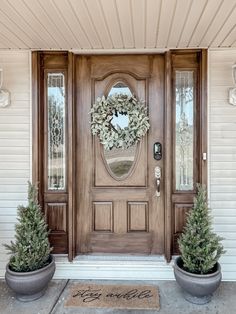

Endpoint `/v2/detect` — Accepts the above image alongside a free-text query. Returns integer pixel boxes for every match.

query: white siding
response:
[209,49,236,281]
[0,51,30,276]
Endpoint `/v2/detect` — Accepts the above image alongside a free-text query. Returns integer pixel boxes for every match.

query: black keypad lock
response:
[153,142,162,160]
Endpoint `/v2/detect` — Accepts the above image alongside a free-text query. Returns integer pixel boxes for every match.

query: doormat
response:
[65,283,160,310]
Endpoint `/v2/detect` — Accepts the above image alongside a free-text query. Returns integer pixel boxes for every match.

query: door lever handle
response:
[156,178,161,196]
[155,166,161,197]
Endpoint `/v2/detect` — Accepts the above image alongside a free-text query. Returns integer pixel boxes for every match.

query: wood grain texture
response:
[174,204,192,233]
[32,52,69,254]
[90,55,152,79]
[170,50,208,256]
[93,202,113,232]
[164,51,172,262]
[67,52,76,260]
[147,55,165,254]
[32,50,207,259]
[75,56,93,253]
[128,202,148,232]
[94,73,147,187]
[200,49,208,187]
[48,232,68,254]
[45,203,67,232]
[76,54,165,254]
[90,233,152,254]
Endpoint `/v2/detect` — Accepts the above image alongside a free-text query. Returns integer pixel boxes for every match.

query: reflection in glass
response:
[104,144,137,178]
[104,82,136,178]
[47,73,66,190]
[175,71,194,191]
[108,82,132,97]
[108,82,132,130]
[111,113,129,129]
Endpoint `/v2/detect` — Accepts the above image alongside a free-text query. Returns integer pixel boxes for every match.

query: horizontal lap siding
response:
[0,52,30,275]
[209,50,236,280]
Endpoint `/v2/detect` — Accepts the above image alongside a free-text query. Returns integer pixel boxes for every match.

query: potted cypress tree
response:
[173,184,225,304]
[4,182,55,302]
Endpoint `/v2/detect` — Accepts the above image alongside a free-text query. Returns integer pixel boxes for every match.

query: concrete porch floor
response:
[0,279,235,314]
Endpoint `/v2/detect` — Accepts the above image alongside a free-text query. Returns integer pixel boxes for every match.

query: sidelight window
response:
[174,71,195,191]
[47,73,66,190]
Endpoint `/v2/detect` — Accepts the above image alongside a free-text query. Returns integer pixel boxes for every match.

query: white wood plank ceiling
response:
[0,0,235,51]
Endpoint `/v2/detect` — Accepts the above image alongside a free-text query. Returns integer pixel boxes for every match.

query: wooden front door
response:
[76,55,165,254]
[33,50,207,260]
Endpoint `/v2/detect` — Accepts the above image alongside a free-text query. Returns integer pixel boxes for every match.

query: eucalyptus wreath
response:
[90,93,150,150]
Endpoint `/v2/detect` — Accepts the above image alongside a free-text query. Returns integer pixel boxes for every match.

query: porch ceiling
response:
[0,0,236,51]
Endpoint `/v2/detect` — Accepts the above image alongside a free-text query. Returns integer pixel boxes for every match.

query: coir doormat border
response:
[64,283,160,310]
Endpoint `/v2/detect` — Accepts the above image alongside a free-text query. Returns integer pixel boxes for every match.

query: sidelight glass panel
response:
[175,71,194,191]
[47,73,66,190]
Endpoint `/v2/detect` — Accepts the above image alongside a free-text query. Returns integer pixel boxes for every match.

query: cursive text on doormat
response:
[65,284,160,310]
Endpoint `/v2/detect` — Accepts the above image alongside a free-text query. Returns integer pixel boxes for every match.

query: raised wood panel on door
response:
[45,203,68,254]
[128,202,148,232]
[172,203,192,255]
[93,202,113,232]
[76,55,165,255]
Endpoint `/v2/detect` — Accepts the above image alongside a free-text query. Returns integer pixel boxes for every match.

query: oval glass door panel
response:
[104,144,137,178]
[104,82,137,179]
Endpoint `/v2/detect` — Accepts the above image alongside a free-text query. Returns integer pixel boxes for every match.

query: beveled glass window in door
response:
[47,73,66,190]
[103,82,137,179]
[175,71,194,191]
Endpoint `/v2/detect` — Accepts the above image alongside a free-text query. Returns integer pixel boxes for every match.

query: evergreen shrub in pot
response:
[4,182,55,302]
[173,184,225,304]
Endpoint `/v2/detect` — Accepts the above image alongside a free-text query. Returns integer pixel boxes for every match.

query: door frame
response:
[164,50,208,261]
[32,50,207,262]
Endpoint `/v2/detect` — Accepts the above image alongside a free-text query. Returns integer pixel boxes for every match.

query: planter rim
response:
[6,254,55,276]
[174,256,221,278]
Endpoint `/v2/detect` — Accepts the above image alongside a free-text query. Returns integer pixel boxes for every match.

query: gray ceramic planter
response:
[174,257,222,304]
[5,255,55,302]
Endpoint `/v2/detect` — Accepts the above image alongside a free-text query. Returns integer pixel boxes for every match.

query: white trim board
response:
[54,255,175,280]
[53,255,235,281]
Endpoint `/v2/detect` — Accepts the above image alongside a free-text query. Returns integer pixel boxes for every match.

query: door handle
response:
[155,166,161,197]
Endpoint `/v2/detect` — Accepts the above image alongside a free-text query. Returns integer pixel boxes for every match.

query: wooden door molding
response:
[75,54,165,255]
[164,50,208,260]
[67,52,76,260]
[32,51,75,259]
[199,50,208,186]
[164,51,172,262]
[32,50,207,262]
[90,55,153,80]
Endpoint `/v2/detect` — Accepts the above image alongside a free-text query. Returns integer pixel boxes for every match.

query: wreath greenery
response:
[90,93,150,150]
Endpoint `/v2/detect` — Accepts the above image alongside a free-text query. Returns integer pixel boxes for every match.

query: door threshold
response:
[54,254,176,263]
[54,254,175,280]
[73,254,167,262]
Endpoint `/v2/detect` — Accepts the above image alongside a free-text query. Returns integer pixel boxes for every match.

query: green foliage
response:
[4,182,52,272]
[178,184,225,274]
[90,93,150,150]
